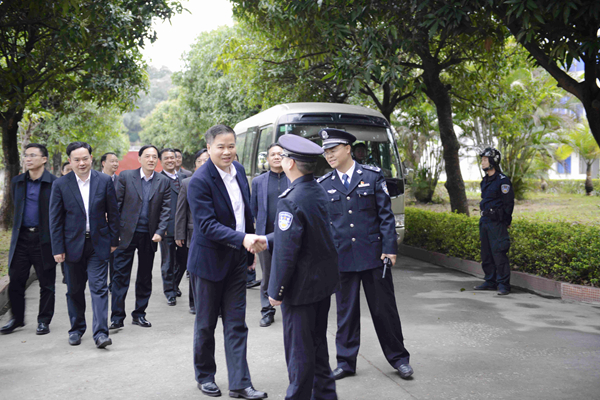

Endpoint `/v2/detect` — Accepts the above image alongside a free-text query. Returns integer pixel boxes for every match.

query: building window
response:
[557,156,571,174]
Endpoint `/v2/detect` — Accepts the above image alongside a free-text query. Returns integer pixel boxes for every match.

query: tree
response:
[558,121,600,195]
[492,0,600,147]
[0,0,182,229]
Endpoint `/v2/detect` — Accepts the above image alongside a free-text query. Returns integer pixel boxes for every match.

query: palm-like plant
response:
[558,121,600,195]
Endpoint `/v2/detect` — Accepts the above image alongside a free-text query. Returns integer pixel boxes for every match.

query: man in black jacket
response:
[110,145,171,329]
[2,144,57,335]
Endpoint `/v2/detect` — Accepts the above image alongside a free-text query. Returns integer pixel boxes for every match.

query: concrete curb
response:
[398,244,600,304]
[0,267,37,316]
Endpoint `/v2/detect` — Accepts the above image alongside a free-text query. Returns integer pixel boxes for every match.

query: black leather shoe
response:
[229,386,267,399]
[167,297,177,306]
[109,321,124,330]
[132,317,152,328]
[259,314,274,327]
[246,280,261,289]
[189,307,196,314]
[0,319,25,334]
[397,364,414,379]
[36,322,50,335]
[68,333,81,346]
[95,334,112,349]
[474,283,497,291]
[332,367,355,380]
[198,382,221,397]
[497,288,511,296]
[176,289,182,297]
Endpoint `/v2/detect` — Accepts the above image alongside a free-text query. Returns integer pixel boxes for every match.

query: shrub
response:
[404,208,600,287]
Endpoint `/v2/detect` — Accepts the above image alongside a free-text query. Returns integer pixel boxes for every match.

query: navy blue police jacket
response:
[266,174,339,306]
[480,170,515,225]
[318,163,397,272]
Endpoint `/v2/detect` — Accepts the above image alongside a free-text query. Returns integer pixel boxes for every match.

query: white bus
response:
[233,102,406,244]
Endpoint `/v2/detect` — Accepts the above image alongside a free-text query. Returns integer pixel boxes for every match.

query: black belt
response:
[480,208,497,217]
[23,226,39,233]
[85,232,91,239]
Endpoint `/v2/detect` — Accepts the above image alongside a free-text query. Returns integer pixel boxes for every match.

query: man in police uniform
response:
[261,134,340,400]
[318,128,413,380]
[475,148,514,296]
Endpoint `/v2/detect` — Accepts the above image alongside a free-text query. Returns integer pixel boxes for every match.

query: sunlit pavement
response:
[1,254,599,400]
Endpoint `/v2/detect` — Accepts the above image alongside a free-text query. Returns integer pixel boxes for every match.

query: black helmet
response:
[479,147,501,170]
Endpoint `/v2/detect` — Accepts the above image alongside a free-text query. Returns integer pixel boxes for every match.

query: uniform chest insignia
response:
[382,181,390,196]
[327,189,337,194]
[501,184,510,194]
[358,182,370,187]
[278,211,293,231]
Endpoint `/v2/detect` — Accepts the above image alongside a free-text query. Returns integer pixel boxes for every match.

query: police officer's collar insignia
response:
[278,211,293,231]
[500,174,506,179]
[382,181,390,196]
[501,184,510,194]
[279,187,293,198]
[327,189,337,194]
[357,169,363,175]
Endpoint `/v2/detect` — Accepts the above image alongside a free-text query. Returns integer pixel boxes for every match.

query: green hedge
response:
[459,179,600,195]
[404,207,600,287]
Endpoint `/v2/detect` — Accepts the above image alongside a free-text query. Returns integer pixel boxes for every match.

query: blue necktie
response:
[342,173,350,190]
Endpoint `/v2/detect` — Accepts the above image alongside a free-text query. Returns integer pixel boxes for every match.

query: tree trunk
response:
[585,162,593,195]
[421,68,470,215]
[1,108,24,230]
[52,152,62,176]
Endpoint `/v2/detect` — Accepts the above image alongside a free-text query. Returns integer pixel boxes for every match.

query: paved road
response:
[0,254,599,400]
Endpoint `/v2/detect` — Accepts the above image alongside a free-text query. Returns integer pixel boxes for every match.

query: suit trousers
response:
[191,250,252,390]
[64,237,109,340]
[281,296,337,400]
[108,253,115,292]
[160,237,179,299]
[111,231,156,323]
[257,250,275,317]
[336,267,410,373]
[8,230,56,324]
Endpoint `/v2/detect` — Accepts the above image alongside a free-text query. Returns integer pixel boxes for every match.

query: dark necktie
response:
[342,173,350,190]
[173,176,180,191]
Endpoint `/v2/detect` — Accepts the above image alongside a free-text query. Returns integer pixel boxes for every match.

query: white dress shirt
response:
[76,173,91,232]
[140,168,155,182]
[216,164,245,233]
[102,170,116,182]
[163,170,177,180]
[336,161,356,183]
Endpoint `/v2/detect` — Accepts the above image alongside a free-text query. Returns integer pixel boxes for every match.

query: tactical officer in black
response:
[263,134,340,400]
[475,148,515,295]
[318,128,413,380]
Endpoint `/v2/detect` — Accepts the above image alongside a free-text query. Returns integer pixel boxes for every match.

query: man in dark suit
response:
[1,144,57,335]
[250,143,289,327]
[159,148,186,306]
[110,145,171,330]
[187,125,267,399]
[175,149,209,314]
[259,134,340,400]
[175,148,193,178]
[101,152,120,292]
[318,128,413,380]
[49,141,120,348]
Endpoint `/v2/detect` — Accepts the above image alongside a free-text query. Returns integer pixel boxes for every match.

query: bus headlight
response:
[395,214,405,228]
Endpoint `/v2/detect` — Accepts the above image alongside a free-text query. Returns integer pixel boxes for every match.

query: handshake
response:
[243,234,268,254]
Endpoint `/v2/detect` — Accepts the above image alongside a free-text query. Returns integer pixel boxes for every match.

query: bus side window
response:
[242,128,258,172]
[237,132,247,165]
[256,126,274,175]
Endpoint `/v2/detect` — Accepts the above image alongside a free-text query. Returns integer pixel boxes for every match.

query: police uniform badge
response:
[382,181,390,196]
[278,212,293,231]
[501,184,510,194]
[322,131,329,139]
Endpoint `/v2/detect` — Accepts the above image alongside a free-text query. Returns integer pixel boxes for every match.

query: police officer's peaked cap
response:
[319,128,357,149]
[480,147,501,166]
[278,134,324,162]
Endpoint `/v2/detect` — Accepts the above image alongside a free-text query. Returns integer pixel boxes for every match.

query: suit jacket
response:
[9,169,57,270]
[175,176,194,246]
[187,159,254,281]
[112,173,120,190]
[161,170,183,237]
[115,168,171,250]
[49,170,120,263]
[251,171,290,235]
[179,168,193,178]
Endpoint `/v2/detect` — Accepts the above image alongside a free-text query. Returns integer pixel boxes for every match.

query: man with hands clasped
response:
[317,128,413,380]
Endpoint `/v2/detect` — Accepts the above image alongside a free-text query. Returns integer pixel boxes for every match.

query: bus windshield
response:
[277,123,401,179]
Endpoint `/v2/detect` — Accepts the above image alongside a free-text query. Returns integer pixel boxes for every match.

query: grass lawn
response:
[0,230,10,278]
[408,191,600,226]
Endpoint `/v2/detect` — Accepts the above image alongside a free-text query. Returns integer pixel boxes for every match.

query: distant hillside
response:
[123,66,173,143]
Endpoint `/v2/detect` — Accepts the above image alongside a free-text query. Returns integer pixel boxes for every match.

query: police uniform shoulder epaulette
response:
[317,171,333,183]
[279,187,294,198]
[361,164,381,173]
